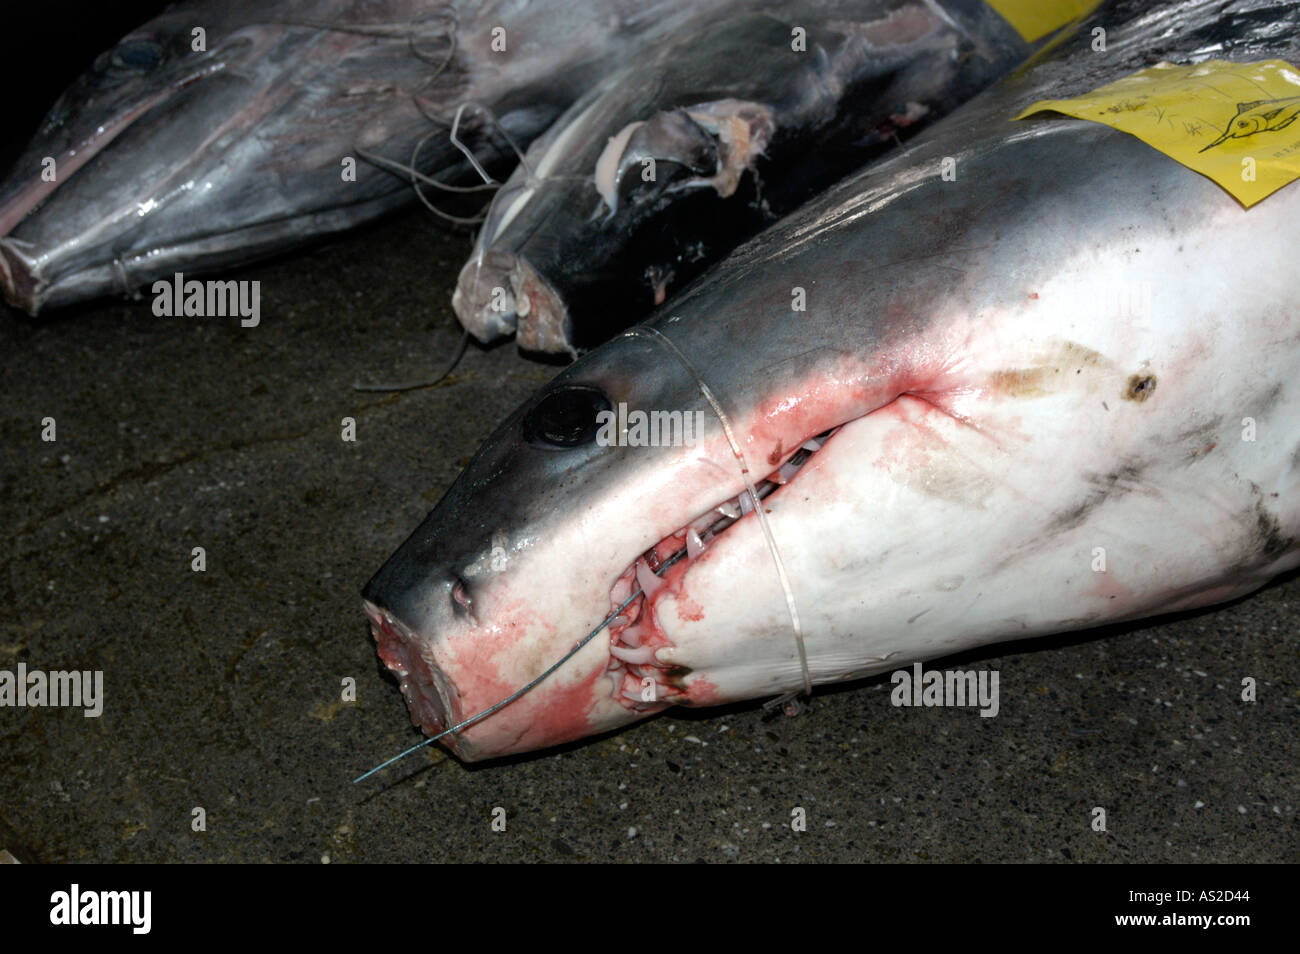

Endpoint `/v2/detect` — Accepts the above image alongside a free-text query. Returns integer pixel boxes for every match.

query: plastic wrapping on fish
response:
[0,0,738,315]
[453,0,1069,355]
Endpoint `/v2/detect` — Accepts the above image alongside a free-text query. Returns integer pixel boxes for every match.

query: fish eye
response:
[523,385,611,448]
[109,40,165,73]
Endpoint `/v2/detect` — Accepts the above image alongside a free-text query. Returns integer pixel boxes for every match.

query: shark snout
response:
[360,545,483,751]
[362,597,462,748]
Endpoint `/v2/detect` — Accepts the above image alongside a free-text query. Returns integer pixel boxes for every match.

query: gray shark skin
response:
[361,0,1300,762]
[0,0,730,314]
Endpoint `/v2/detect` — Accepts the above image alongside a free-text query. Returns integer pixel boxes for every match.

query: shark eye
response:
[524,385,611,448]
[109,40,165,73]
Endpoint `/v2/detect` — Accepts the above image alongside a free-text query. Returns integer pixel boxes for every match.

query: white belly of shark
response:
[652,247,1300,702]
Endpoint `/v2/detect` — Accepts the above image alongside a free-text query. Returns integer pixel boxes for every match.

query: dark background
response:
[1,3,172,164]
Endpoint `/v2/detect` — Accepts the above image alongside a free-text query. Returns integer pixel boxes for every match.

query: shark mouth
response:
[360,425,837,750]
[603,426,837,709]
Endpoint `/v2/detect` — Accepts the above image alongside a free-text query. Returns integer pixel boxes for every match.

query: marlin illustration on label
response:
[1199,95,1300,151]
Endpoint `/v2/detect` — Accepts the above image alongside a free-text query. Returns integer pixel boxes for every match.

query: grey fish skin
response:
[452,0,1051,355]
[0,0,731,315]
[362,0,1300,761]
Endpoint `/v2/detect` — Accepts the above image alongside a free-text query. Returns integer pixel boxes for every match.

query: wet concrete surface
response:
[0,207,1296,863]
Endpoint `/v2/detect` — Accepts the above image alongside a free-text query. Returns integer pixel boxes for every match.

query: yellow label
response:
[1017,59,1300,207]
[987,0,1101,43]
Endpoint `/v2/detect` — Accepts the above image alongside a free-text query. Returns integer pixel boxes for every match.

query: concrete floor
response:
[0,208,1295,863]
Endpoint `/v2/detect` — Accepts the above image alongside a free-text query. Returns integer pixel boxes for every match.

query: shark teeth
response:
[603,426,838,708]
[686,527,706,559]
[635,558,664,598]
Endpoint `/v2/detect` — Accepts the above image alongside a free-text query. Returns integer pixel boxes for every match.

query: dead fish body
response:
[0,0,729,315]
[362,0,1300,763]
[451,0,1064,355]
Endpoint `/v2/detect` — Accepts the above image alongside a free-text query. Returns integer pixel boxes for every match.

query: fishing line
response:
[447,103,595,196]
[406,11,458,82]
[355,146,498,194]
[354,550,687,783]
[627,326,814,699]
[111,258,134,298]
[357,140,491,225]
[353,328,471,393]
[449,102,527,186]
[363,102,535,226]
